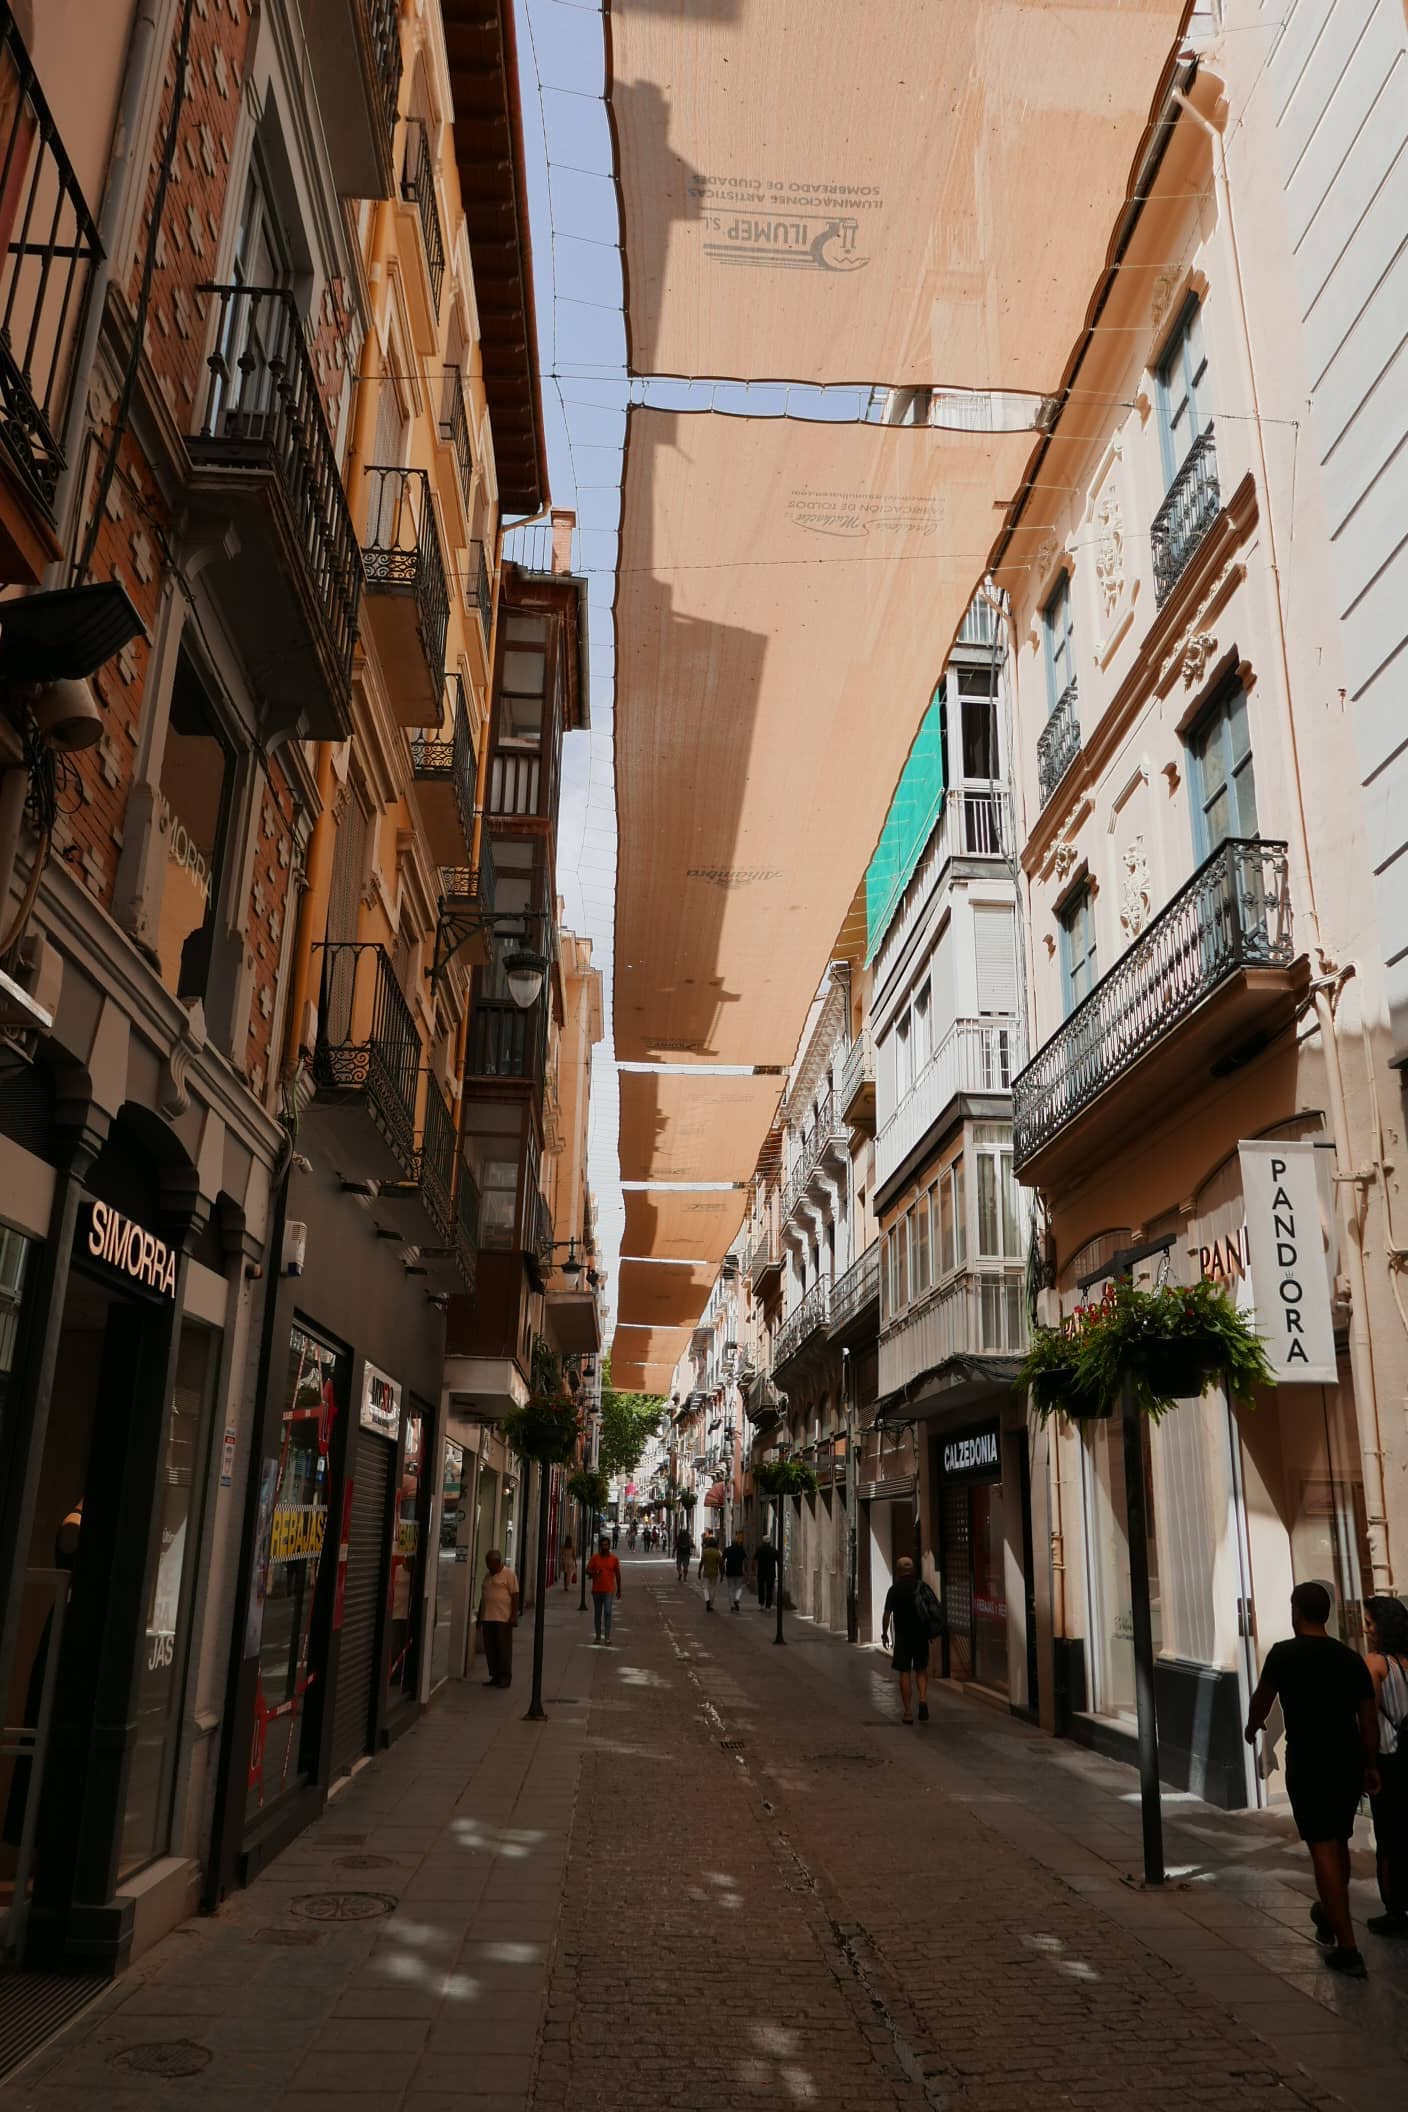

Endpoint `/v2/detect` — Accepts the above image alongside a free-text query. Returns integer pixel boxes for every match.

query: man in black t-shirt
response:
[1246,1581,1380,1977]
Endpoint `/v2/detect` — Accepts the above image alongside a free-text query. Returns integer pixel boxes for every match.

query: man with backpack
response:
[881,1556,942,1725]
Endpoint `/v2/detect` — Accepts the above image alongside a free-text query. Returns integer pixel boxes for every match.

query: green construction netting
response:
[865,685,945,963]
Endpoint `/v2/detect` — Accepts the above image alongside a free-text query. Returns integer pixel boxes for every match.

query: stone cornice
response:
[1021,472,1259,878]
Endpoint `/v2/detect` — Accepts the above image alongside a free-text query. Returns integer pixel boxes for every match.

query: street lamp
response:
[503,946,547,1010]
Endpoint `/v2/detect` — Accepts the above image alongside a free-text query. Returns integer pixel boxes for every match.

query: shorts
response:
[1287,1764,1363,1845]
[891,1635,930,1674]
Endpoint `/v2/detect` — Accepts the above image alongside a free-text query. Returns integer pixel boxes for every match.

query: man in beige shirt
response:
[476,1548,520,1688]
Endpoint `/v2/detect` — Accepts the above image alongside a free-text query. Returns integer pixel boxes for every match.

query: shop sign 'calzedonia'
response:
[80,1199,177,1299]
[941,1418,1002,1484]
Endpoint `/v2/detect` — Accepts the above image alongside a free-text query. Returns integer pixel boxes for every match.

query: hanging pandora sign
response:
[1235,1141,1336,1383]
[80,1198,178,1299]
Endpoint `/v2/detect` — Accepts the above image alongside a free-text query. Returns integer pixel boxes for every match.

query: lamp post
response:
[773,1497,786,1646]
[578,1494,588,1612]
[524,1460,552,1723]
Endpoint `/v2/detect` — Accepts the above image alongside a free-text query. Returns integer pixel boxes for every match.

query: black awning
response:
[869,1352,1022,1429]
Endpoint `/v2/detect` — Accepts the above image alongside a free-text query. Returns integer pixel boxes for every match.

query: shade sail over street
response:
[617,1260,722,1330]
[607,0,1192,388]
[618,1068,783,1184]
[612,410,1032,1074]
[622,1186,746,1265]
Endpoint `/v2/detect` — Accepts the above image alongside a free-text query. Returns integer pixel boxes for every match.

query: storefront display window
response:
[971,1480,1008,1691]
[120,1321,219,1878]
[387,1408,429,1706]
[0,1223,34,1465]
[430,1438,465,1687]
[1081,1415,1161,1720]
[246,1325,346,1820]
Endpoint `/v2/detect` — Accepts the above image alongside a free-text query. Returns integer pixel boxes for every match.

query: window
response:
[912,1193,931,1295]
[974,904,1017,1017]
[1189,685,1257,856]
[975,1125,1021,1260]
[156,656,235,1003]
[894,1215,908,1312]
[895,1007,912,1097]
[934,1159,965,1276]
[956,663,1001,782]
[913,980,932,1074]
[500,612,548,747]
[1156,298,1208,489]
[1059,884,1098,1012]
[1043,573,1073,709]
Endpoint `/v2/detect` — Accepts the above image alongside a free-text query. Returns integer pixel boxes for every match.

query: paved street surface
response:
[8,1553,1408,2111]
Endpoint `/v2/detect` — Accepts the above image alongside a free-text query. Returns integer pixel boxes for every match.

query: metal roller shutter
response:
[331,1434,391,1778]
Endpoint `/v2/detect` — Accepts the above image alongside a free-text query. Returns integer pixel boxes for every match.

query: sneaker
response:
[1310,1901,1334,1948]
[1366,1912,1408,1938]
[917,1702,929,1722]
[1324,1946,1368,1979]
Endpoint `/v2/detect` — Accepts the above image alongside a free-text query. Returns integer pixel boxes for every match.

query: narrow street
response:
[9,1555,1407,2112]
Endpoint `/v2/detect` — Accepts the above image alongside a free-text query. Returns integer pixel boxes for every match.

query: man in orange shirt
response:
[587,1534,622,1644]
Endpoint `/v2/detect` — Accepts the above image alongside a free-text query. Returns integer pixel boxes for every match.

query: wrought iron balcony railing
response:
[1037,677,1081,807]
[365,0,402,170]
[454,1153,480,1284]
[829,1244,880,1334]
[774,1279,831,1370]
[312,941,420,1171]
[410,672,476,851]
[0,2,102,516]
[194,284,362,692]
[525,1182,552,1261]
[1013,837,1293,1171]
[439,829,497,923]
[438,363,474,504]
[467,996,546,1082]
[475,541,494,635]
[1151,424,1220,606]
[401,119,445,315]
[782,1089,846,1221]
[840,1029,875,1122]
[417,1070,456,1243]
[363,465,450,683]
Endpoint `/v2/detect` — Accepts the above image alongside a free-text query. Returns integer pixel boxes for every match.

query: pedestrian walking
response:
[1245,1581,1380,1976]
[611,1521,620,1550]
[754,1535,778,1610]
[560,1534,577,1592]
[698,1533,723,1612]
[475,1548,519,1689]
[587,1534,622,1643]
[881,1556,931,1724]
[674,1524,694,1582]
[1364,1593,1408,1936]
[723,1531,748,1613]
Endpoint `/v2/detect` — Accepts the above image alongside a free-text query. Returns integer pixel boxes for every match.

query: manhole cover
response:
[805,1750,885,1768]
[112,2040,212,2078]
[289,1891,397,1922]
[250,1927,323,1947]
[334,1853,395,1870]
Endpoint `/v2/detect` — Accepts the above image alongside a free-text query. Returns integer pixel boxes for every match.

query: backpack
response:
[915,1579,945,1638]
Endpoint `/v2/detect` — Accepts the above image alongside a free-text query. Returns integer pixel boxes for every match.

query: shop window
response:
[974,1126,1020,1261]
[245,1324,347,1822]
[155,657,235,1004]
[1080,1412,1161,1720]
[1059,883,1098,1013]
[1188,684,1257,857]
[386,1405,429,1709]
[121,1319,220,1878]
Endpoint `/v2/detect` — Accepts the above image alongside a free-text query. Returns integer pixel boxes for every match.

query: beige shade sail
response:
[617,1261,721,1329]
[618,1068,782,1184]
[614,409,1033,1071]
[609,1320,694,1381]
[622,1185,746,1263]
[608,0,1191,388]
[610,1361,678,1394]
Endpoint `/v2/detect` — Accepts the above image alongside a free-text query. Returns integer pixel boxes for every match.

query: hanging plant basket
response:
[677,1490,697,1509]
[754,1457,820,1499]
[1020,1279,1274,1424]
[566,1468,609,1509]
[501,1395,582,1466]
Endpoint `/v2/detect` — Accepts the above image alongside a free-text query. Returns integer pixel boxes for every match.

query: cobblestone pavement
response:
[8,1555,1408,2111]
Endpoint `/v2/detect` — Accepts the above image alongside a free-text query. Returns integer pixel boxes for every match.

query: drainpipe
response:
[1174,88,1393,1590]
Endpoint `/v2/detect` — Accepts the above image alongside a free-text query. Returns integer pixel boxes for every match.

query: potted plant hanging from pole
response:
[566,1468,610,1511]
[1018,1277,1275,1424]
[753,1456,820,1499]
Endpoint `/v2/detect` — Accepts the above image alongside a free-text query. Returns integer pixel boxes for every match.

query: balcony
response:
[454,1155,480,1291]
[1151,425,1220,607]
[773,1279,831,1372]
[878,1265,1027,1397]
[782,1089,847,1225]
[0,4,101,579]
[840,1029,876,1135]
[829,1244,880,1337]
[875,1016,1019,1197]
[311,942,420,1179]
[748,1215,783,1300]
[466,997,546,1083]
[378,1071,459,1284]
[1037,678,1081,808]
[432,846,496,988]
[1013,838,1299,1190]
[489,745,542,820]
[189,286,362,738]
[397,118,445,349]
[410,674,476,865]
[363,465,449,724]
[871,786,1014,995]
[474,542,494,643]
[303,0,402,201]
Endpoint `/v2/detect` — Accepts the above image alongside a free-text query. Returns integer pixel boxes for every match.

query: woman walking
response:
[1364,1594,1408,1936]
[560,1533,577,1592]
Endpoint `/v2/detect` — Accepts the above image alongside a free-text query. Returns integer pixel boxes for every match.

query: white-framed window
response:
[974,1125,1021,1260]
[1156,297,1209,490]
[934,1159,965,1277]
[912,978,932,1074]
[912,1193,931,1296]
[1043,572,1074,710]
